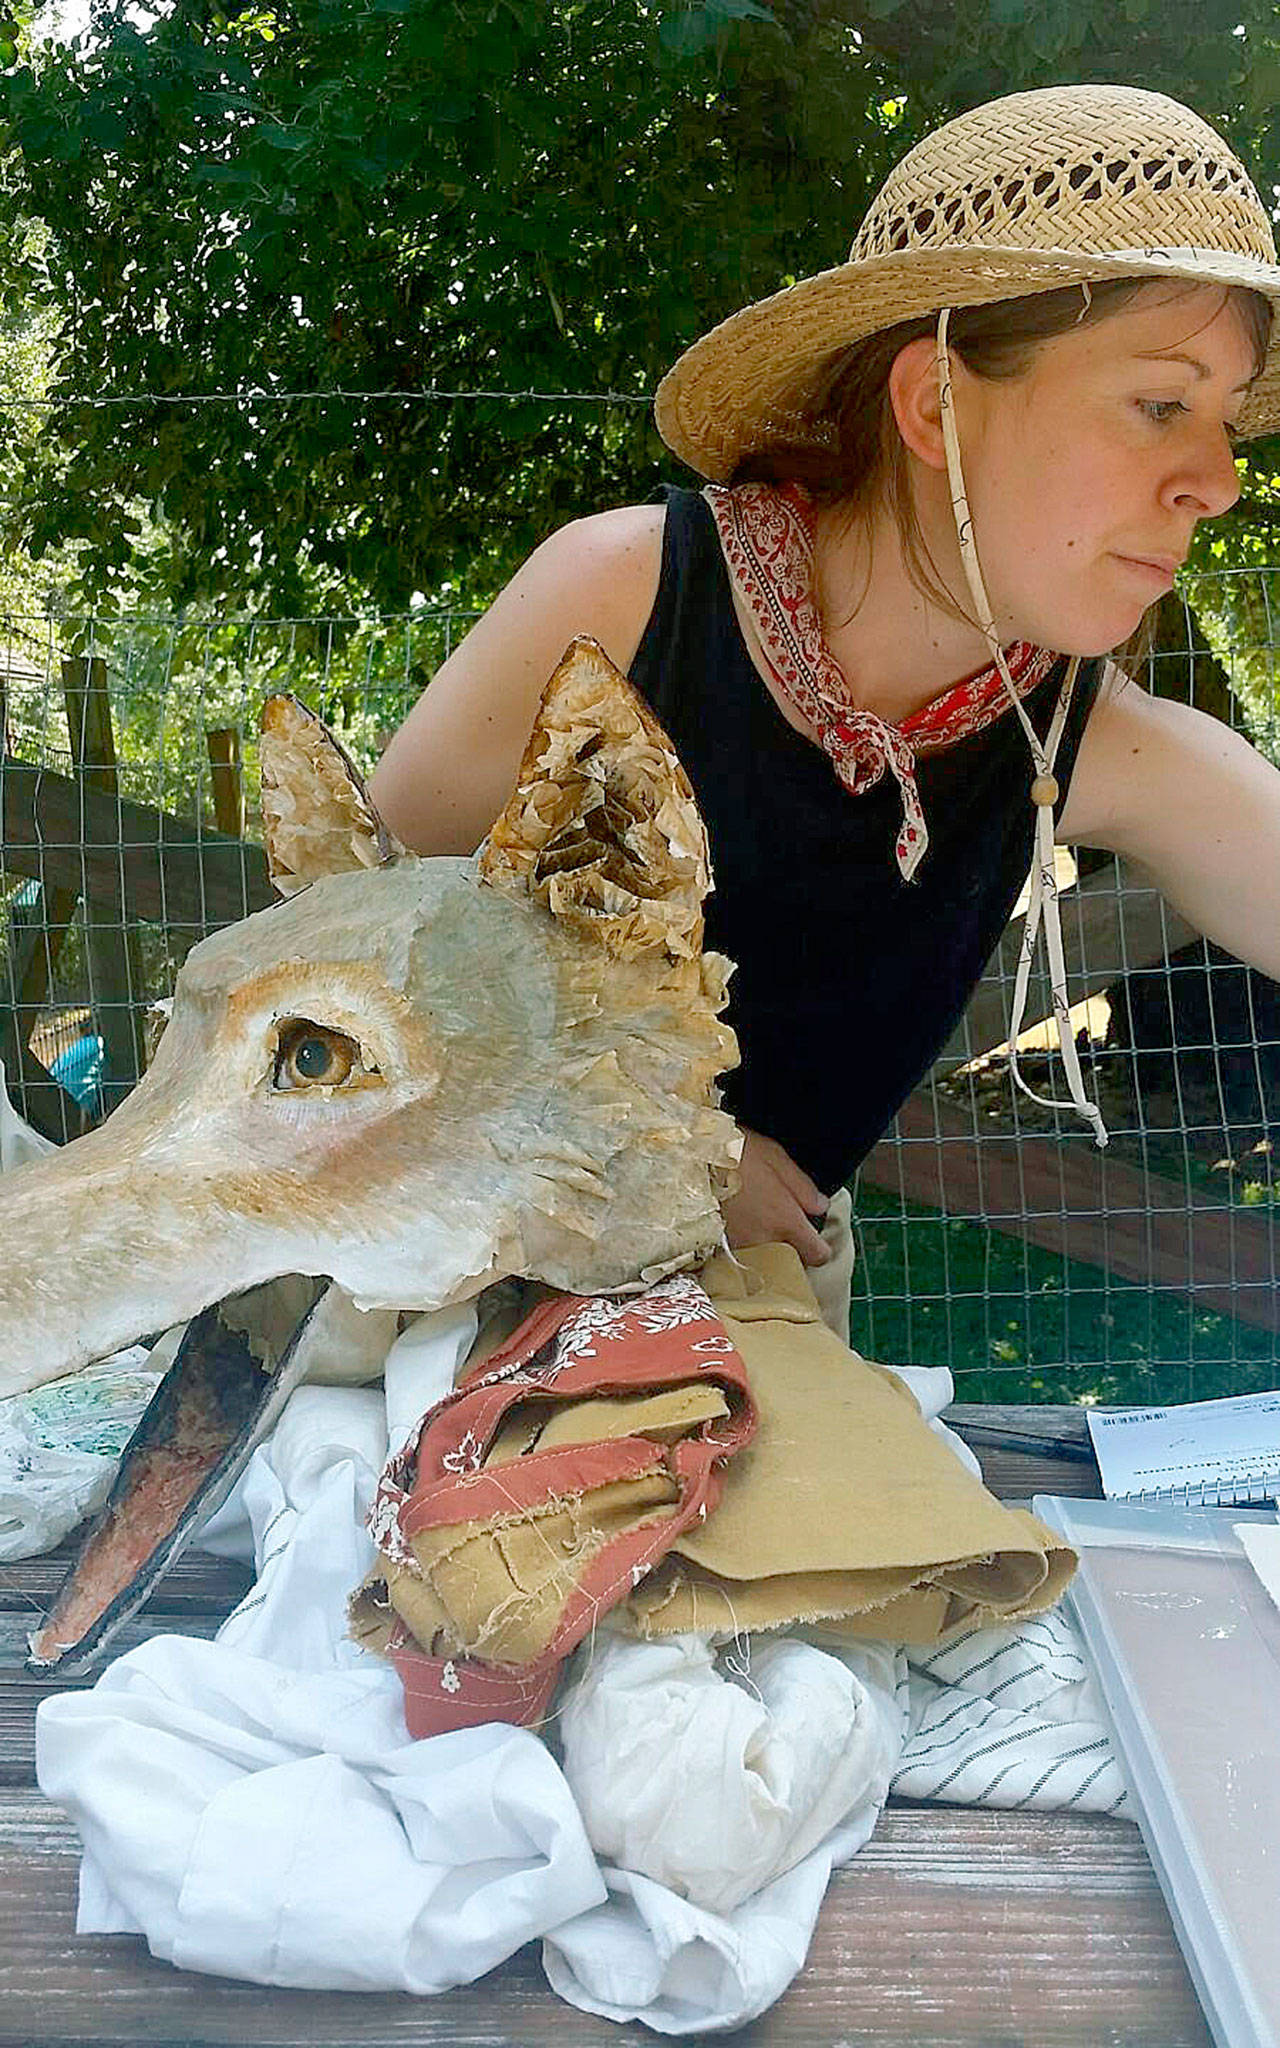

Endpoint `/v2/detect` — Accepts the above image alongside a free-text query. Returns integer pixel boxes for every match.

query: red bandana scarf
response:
[705,481,1057,879]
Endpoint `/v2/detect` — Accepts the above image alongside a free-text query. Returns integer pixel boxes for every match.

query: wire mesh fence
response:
[1,579,1278,1404]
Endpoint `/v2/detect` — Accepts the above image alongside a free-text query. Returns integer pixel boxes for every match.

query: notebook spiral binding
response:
[1120,1474,1280,1509]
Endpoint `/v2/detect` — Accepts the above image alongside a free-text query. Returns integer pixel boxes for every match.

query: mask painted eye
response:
[272,1018,369,1091]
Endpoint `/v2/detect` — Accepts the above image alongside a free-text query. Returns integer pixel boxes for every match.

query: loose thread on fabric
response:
[0,1566,52,1629]
[441,1460,607,1664]
[720,1606,765,1707]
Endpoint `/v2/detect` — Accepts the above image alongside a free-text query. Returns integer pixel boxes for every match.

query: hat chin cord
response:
[933,307,1108,1148]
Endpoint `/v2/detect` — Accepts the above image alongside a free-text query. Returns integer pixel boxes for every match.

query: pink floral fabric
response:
[367,1275,755,1737]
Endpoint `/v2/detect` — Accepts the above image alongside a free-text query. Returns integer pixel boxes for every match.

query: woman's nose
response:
[1169,430,1242,518]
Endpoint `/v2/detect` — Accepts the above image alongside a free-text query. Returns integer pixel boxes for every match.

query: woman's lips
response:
[1115,553,1179,589]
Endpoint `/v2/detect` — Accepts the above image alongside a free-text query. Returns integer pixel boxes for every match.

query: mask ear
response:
[260,694,406,897]
[479,637,711,964]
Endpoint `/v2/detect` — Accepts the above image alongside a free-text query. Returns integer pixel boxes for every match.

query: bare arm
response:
[368,504,666,855]
[372,498,836,1262]
[1059,666,1280,979]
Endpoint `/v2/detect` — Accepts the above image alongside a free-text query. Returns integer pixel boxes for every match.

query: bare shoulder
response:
[498,503,666,668]
[535,502,666,582]
[419,500,666,691]
[368,504,667,856]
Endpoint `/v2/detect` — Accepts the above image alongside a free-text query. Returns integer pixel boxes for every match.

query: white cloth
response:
[0,1354,161,1559]
[542,1818,872,2031]
[0,1426,116,1560]
[0,1066,164,1557]
[38,1341,610,1998]
[558,1632,904,1915]
[31,1237,1129,2029]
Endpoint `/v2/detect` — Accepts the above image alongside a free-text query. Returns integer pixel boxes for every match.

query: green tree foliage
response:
[0,0,1278,615]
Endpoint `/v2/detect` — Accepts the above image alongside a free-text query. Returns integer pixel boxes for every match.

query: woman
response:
[369,83,1280,1321]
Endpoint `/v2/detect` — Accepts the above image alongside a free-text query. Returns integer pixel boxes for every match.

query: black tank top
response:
[629,486,1103,1193]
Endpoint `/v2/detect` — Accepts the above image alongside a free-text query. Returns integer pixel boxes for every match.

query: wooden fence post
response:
[206,726,245,839]
[62,657,148,1108]
[0,682,90,1140]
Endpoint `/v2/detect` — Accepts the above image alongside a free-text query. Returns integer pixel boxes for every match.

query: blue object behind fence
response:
[50,1034,104,1111]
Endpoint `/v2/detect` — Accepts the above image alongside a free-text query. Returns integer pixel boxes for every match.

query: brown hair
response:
[733,279,1272,672]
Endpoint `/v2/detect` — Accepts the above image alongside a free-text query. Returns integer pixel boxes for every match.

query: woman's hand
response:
[722,1128,833,1266]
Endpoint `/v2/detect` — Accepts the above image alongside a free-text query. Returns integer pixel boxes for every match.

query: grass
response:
[848,1182,1280,1408]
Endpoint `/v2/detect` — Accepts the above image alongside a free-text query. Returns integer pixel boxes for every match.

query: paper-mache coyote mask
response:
[0,637,740,1402]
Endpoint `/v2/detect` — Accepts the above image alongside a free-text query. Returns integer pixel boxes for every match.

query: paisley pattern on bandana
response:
[705,481,1057,880]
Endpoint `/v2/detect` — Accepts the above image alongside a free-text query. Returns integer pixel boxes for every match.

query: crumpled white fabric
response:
[39,1340,610,1996]
[557,1631,904,1915]
[0,1353,162,1560]
[27,1180,1128,2031]
[35,1303,913,2034]
[0,1424,119,1561]
[0,1066,163,1557]
[543,1815,874,2031]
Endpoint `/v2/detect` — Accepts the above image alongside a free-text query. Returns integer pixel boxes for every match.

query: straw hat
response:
[655,84,1280,481]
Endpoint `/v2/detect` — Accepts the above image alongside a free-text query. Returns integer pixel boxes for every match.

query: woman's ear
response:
[888,334,950,471]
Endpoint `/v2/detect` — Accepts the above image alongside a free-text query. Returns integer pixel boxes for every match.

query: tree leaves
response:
[0,0,1277,617]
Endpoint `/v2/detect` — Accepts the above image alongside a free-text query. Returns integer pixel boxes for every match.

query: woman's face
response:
[947,284,1258,656]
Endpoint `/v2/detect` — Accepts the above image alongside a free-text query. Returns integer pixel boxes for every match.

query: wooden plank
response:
[0,1792,1209,2048]
[945,1401,1101,1500]
[62,661,149,1104]
[860,1088,1280,1335]
[1,754,273,931]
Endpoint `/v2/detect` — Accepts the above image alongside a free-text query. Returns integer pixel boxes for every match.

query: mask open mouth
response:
[26,1279,330,1676]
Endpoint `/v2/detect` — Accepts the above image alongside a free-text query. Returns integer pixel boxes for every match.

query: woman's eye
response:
[272,1019,367,1091]
[1140,398,1189,425]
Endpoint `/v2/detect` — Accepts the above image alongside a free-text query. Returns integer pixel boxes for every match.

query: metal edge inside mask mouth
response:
[27,1280,329,1676]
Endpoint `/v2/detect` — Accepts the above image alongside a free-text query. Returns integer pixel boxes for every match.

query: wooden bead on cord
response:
[1030,773,1059,807]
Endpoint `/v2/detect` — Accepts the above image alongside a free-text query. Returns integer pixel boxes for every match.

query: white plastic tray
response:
[1035,1497,1280,2048]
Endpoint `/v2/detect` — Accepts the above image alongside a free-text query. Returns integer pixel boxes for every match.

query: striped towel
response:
[895,1606,1131,1816]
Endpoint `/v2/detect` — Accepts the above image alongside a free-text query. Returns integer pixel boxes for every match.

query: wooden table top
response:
[0,1403,1212,2048]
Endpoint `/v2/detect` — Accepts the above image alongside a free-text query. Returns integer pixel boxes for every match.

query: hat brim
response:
[655,244,1280,482]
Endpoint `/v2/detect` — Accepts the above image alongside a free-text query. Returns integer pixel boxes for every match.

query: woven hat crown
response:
[854,86,1276,269]
[655,82,1280,479]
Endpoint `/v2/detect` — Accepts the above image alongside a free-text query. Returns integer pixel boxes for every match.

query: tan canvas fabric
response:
[622,1241,1075,1646]
[354,1274,758,1734]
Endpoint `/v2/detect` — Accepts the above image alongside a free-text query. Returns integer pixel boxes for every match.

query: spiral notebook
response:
[1087,1388,1280,1507]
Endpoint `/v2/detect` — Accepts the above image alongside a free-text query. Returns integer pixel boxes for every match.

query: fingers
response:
[723,1193,829,1265]
[722,1129,834,1266]
[746,1128,831,1218]
[784,1210,832,1266]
